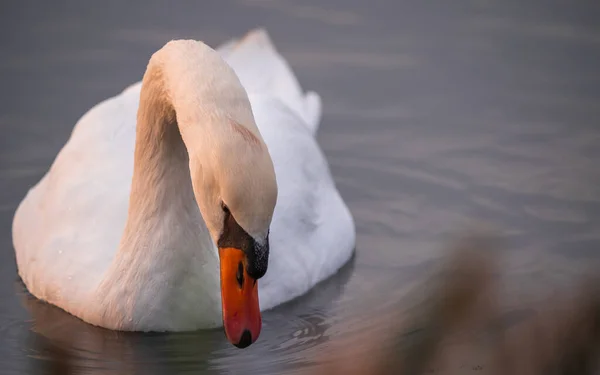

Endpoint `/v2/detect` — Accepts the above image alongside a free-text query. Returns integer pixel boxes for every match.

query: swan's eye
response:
[221,202,230,216]
[236,261,244,288]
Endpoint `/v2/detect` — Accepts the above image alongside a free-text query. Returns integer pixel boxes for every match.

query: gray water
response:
[1,1,599,374]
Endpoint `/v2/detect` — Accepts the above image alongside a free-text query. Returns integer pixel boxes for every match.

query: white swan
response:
[11,29,355,348]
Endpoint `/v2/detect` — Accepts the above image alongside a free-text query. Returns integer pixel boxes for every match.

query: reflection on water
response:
[1,0,600,374]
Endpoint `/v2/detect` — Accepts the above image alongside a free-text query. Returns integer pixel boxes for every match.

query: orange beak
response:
[218,247,261,348]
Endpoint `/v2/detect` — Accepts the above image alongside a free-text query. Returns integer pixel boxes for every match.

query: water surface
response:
[1,0,599,373]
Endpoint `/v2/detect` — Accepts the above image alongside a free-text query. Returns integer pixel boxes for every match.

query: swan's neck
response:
[94,42,225,330]
[120,67,214,263]
[123,63,207,259]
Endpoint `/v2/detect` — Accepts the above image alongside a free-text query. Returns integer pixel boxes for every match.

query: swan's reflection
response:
[18,253,357,375]
[19,281,223,374]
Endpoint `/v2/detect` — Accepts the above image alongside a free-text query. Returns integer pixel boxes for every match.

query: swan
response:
[11,29,355,348]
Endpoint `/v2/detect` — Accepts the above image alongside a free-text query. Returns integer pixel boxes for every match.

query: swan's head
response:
[188,114,277,349]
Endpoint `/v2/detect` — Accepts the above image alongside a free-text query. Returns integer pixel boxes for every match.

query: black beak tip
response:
[233,330,253,349]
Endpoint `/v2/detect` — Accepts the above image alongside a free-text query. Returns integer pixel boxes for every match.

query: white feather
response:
[12,29,354,331]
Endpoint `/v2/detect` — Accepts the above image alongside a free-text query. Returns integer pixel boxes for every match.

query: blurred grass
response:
[314,231,600,375]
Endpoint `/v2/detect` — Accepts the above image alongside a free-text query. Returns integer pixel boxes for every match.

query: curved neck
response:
[93,44,224,330]
[126,62,195,239]
[122,55,206,256]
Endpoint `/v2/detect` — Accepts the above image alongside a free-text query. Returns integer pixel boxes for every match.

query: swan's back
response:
[219,29,322,135]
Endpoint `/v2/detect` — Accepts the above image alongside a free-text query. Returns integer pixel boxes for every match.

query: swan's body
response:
[12,29,355,342]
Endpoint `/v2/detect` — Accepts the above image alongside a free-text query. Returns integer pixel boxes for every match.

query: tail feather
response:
[217,28,321,134]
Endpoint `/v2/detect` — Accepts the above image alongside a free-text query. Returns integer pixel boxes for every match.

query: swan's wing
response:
[217,29,322,136]
[248,96,355,310]
[12,85,141,305]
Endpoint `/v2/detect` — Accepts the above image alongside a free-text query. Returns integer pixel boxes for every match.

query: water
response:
[1,0,599,373]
